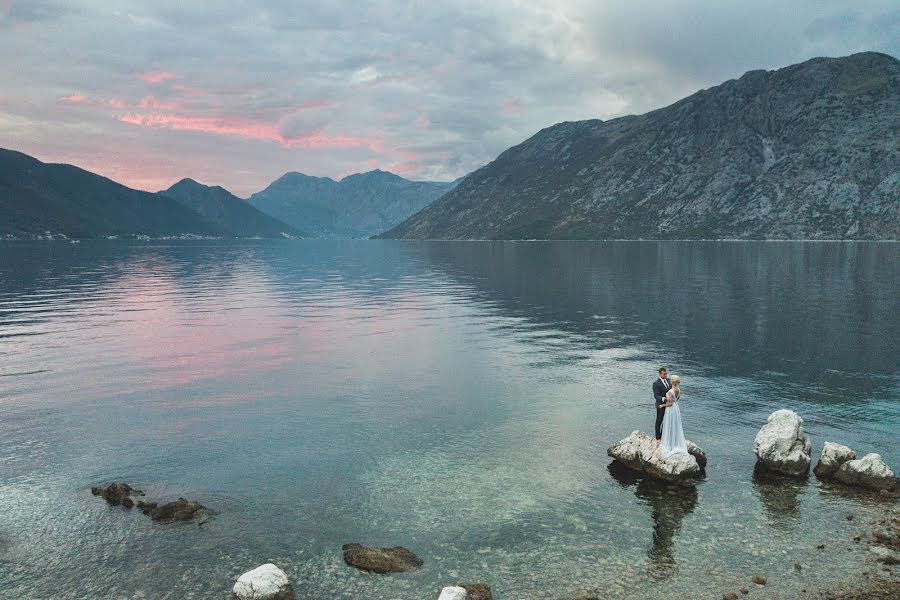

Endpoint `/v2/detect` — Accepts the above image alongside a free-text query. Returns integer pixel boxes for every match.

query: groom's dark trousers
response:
[653,378,670,440]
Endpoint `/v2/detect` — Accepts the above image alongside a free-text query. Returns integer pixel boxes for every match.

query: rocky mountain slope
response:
[160,178,303,238]
[381,52,899,240]
[249,169,458,238]
[0,149,225,239]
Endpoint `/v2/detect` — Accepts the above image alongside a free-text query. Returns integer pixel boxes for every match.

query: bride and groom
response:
[653,367,687,459]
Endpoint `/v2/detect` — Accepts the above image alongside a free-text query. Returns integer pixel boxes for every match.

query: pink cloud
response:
[432,61,457,74]
[116,111,383,151]
[139,71,178,84]
[502,97,523,113]
[59,93,86,104]
[137,96,180,110]
[107,98,125,109]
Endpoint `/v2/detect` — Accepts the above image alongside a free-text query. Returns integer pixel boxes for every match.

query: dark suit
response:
[653,377,671,440]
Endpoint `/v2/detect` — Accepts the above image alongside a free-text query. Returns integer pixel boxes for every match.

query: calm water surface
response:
[0,240,897,599]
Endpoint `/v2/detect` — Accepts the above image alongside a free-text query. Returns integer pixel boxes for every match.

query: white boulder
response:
[607,431,705,481]
[753,409,811,475]
[813,442,856,478]
[233,564,294,600]
[835,453,899,491]
[437,586,469,600]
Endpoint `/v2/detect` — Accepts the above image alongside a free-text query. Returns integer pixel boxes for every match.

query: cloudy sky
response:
[1,1,897,196]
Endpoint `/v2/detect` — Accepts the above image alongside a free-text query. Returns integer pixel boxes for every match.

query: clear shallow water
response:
[0,240,897,599]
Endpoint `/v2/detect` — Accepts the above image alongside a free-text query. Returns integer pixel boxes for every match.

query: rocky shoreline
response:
[88,408,896,599]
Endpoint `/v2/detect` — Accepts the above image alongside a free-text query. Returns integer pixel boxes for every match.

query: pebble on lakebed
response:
[91,482,210,523]
[341,543,423,573]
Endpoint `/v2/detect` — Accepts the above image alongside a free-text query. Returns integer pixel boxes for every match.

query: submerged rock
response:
[753,409,811,475]
[814,442,856,478]
[436,587,468,600]
[870,546,900,565]
[137,497,208,523]
[341,543,423,573]
[607,431,705,482]
[458,583,492,600]
[232,563,294,600]
[91,482,142,507]
[92,483,210,524]
[835,453,899,491]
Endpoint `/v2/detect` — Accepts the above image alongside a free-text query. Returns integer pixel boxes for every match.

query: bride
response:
[659,374,688,458]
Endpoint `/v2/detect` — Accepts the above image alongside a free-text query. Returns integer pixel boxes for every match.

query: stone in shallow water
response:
[341,543,423,573]
[834,453,899,492]
[814,441,856,478]
[436,586,467,600]
[232,563,294,600]
[606,431,705,482]
[753,409,811,476]
[91,482,142,507]
[869,546,900,565]
[137,497,208,523]
[459,583,492,600]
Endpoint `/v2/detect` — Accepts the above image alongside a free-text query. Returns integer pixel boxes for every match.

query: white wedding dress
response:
[660,388,687,458]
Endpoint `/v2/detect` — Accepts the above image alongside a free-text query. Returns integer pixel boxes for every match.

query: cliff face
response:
[382,52,899,240]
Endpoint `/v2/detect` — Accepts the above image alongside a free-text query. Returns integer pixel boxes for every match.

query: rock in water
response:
[437,586,468,600]
[232,563,294,600]
[753,410,811,475]
[459,583,492,600]
[436,585,492,600]
[607,431,705,482]
[814,442,856,478]
[341,543,423,573]
[140,498,208,523]
[91,482,142,507]
[835,453,899,491]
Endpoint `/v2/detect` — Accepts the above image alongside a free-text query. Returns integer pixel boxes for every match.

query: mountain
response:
[159,178,303,238]
[381,52,899,240]
[249,169,458,238]
[0,148,226,239]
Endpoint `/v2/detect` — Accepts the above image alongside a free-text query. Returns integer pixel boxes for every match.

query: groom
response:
[653,367,671,443]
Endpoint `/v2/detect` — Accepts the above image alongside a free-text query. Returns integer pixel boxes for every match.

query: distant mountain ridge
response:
[159,178,303,238]
[249,169,459,238]
[0,148,224,239]
[381,52,900,240]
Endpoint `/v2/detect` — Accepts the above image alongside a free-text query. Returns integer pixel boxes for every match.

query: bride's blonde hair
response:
[670,374,681,387]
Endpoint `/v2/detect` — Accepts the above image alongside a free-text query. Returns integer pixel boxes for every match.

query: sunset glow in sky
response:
[1,1,897,196]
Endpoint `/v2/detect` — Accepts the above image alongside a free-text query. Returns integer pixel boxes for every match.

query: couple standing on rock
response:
[653,367,688,459]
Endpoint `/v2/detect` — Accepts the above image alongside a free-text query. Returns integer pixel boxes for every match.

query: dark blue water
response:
[0,240,897,599]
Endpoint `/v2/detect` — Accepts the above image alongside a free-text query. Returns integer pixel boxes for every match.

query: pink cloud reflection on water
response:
[98,272,295,400]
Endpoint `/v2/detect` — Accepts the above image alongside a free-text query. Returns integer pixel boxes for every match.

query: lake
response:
[0,240,897,599]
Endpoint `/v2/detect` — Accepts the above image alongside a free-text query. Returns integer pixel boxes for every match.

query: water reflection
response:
[751,463,808,531]
[608,463,698,579]
[410,241,900,423]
